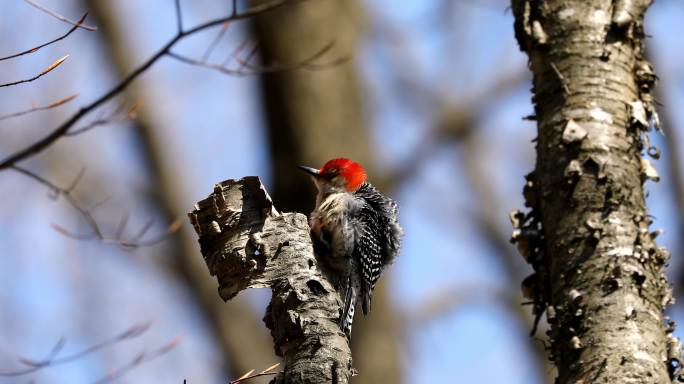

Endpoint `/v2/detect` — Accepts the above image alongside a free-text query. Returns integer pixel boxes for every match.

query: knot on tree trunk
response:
[188,176,352,384]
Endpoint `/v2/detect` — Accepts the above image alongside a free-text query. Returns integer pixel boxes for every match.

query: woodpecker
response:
[298,158,402,336]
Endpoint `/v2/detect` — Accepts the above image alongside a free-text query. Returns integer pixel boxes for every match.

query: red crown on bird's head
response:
[320,158,367,192]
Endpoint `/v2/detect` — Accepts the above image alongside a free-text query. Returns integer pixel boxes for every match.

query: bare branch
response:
[11,165,179,249]
[0,0,287,171]
[0,13,88,61]
[0,94,78,121]
[231,0,239,17]
[169,41,347,77]
[0,54,69,88]
[23,0,97,31]
[0,322,151,377]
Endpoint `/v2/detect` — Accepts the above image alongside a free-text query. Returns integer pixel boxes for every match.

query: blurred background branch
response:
[83,0,275,377]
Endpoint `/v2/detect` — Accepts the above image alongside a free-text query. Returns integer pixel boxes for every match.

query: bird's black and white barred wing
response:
[355,183,403,265]
[351,203,384,315]
[352,183,404,313]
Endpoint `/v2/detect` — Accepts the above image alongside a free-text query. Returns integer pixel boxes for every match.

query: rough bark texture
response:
[188,177,352,384]
[84,1,274,377]
[251,1,403,383]
[510,0,681,382]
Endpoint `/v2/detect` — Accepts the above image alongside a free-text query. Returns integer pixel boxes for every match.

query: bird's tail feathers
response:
[362,289,372,315]
[341,278,357,337]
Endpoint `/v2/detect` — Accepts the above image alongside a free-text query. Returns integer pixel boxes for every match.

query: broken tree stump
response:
[188,176,352,384]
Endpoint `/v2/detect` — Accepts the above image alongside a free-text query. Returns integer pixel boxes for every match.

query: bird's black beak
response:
[297,165,320,177]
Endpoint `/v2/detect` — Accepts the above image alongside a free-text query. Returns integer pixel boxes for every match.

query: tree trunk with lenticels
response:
[509,0,681,382]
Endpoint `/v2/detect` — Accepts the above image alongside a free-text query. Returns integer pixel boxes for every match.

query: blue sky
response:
[1,1,683,383]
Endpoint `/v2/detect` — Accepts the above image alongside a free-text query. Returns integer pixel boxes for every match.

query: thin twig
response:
[222,38,251,66]
[64,102,140,137]
[115,212,130,240]
[90,337,181,384]
[10,164,62,194]
[63,117,111,137]
[174,0,183,33]
[237,41,261,69]
[0,0,287,171]
[229,363,281,384]
[23,0,97,31]
[0,322,151,377]
[230,371,280,384]
[11,165,180,249]
[0,94,77,121]
[0,54,69,88]
[202,21,231,62]
[169,41,346,77]
[0,13,88,61]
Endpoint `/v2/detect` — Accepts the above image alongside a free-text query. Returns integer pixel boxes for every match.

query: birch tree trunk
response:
[510,0,681,382]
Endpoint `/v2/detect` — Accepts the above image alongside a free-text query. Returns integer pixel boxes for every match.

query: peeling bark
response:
[510,0,680,382]
[188,177,352,384]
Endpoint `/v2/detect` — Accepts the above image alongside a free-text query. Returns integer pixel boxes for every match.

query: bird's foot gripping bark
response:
[188,177,352,384]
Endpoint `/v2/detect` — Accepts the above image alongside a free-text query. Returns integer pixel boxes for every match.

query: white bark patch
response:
[633,350,658,364]
[605,246,634,257]
[532,20,548,44]
[562,120,588,143]
[612,8,632,28]
[565,107,613,125]
[625,305,635,318]
[607,217,623,225]
[641,158,660,182]
[570,336,583,349]
[647,309,661,321]
[564,159,582,178]
[210,220,221,234]
[588,107,614,124]
[629,100,648,127]
[558,8,576,19]
[621,295,656,362]
[591,9,610,25]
